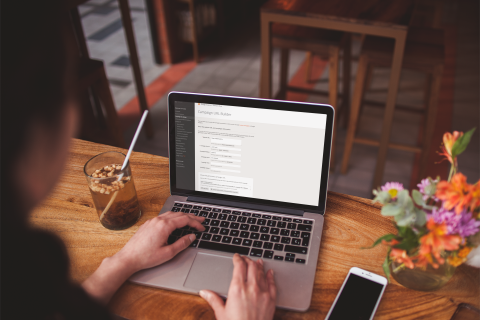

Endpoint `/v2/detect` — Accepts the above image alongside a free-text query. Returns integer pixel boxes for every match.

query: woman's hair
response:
[2,0,78,223]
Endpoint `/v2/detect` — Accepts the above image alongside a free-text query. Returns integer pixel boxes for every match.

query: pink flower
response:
[381,182,404,199]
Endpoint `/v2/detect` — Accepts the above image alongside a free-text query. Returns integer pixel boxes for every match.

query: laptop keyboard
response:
[167,202,313,264]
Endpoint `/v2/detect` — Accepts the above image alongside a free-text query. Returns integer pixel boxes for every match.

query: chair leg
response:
[278,48,290,100]
[305,52,313,82]
[341,34,351,128]
[355,63,374,136]
[329,46,340,171]
[341,54,369,174]
[419,65,443,179]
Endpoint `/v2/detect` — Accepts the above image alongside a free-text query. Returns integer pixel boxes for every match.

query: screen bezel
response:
[167,91,334,214]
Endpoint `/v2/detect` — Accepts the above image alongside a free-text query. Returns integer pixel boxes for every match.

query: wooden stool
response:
[341,27,445,182]
[271,24,349,170]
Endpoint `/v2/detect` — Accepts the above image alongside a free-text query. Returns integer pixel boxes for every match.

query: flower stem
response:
[393,263,406,273]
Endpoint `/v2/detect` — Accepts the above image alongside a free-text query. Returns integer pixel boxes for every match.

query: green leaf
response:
[395,225,408,237]
[451,127,476,158]
[372,190,391,205]
[382,256,391,283]
[381,203,404,216]
[414,207,427,227]
[362,234,397,249]
[393,238,419,251]
[412,190,425,206]
[395,212,416,226]
[398,190,414,212]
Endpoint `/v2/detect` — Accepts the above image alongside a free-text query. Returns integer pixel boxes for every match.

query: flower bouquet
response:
[368,128,479,291]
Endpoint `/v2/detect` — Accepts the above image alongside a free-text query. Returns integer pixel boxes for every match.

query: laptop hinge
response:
[187,196,304,216]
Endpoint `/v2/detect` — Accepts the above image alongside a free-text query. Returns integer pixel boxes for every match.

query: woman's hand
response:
[200,254,277,320]
[115,211,205,273]
[82,211,204,305]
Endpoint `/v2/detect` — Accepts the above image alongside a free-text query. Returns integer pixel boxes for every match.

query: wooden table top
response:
[261,0,414,30]
[30,139,479,319]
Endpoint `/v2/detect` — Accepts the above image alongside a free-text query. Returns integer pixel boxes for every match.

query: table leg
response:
[341,33,351,128]
[188,0,200,63]
[118,0,154,138]
[372,33,406,189]
[260,13,272,99]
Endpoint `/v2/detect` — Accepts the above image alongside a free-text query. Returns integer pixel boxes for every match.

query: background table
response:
[30,139,479,319]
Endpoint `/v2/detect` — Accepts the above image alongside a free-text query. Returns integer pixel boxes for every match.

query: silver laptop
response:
[130,92,334,311]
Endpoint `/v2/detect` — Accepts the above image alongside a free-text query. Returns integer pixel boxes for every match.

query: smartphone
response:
[325,267,387,320]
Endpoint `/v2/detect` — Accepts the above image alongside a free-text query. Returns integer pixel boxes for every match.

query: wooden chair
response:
[271,24,350,170]
[341,27,445,181]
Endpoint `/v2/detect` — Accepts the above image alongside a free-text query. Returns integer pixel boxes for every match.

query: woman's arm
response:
[82,211,205,305]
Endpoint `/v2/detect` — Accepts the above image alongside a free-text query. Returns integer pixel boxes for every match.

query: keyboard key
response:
[240,231,250,238]
[264,250,274,259]
[228,215,237,221]
[260,227,269,233]
[302,238,310,247]
[240,224,249,230]
[250,233,260,240]
[280,229,290,236]
[253,241,263,248]
[232,237,242,245]
[260,234,270,241]
[272,216,282,221]
[292,238,301,245]
[210,227,220,234]
[291,231,300,237]
[202,207,211,211]
[242,239,253,246]
[199,211,208,217]
[193,206,202,209]
[270,228,280,235]
[213,208,221,212]
[286,256,295,262]
[203,219,211,226]
[263,242,273,249]
[293,219,303,223]
[297,224,312,231]
[190,209,199,214]
[301,232,311,239]
[198,241,250,255]
[247,218,257,224]
[252,213,262,218]
[212,235,222,242]
[220,228,229,235]
[286,253,295,258]
[184,204,193,209]
[249,225,259,232]
[230,223,240,229]
[202,233,212,240]
[242,212,251,216]
[257,219,266,226]
[211,220,220,227]
[274,256,284,261]
[238,217,247,223]
[285,245,308,255]
[218,214,227,220]
[267,220,276,227]
[230,230,240,237]
[287,223,296,229]
[220,221,230,228]
[183,209,190,213]
[263,215,271,219]
[194,232,202,239]
[274,244,284,251]
[208,212,218,219]
[250,248,263,257]
[271,236,280,243]
[296,259,306,264]
[172,207,181,212]
[232,211,241,215]
[277,222,286,228]
[304,220,313,225]
[283,217,292,222]
[222,236,232,244]
[222,210,231,214]
[174,203,183,207]
[190,240,199,248]
[281,237,291,244]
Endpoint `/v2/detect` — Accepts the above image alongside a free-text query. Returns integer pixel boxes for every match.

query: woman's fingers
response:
[199,290,226,320]
[267,269,277,301]
[255,259,267,289]
[162,233,196,261]
[231,253,248,284]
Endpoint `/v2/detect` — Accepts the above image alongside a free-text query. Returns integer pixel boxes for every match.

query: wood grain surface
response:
[30,139,480,319]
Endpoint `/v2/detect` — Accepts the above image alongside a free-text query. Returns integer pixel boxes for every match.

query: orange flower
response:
[439,131,462,164]
[419,219,461,265]
[469,181,480,211]
[415,253,438,269]
[436,173,472,214]
[458,246,473,258]
[382,239,399,246]
[390,248,415,269]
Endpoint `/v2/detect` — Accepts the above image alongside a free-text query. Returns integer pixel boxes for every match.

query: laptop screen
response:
[172,99,328,207]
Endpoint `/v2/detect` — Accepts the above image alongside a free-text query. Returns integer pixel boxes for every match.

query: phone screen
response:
[327,273,384,320]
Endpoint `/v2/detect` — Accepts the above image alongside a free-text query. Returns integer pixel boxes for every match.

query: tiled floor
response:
[84,0,479,199]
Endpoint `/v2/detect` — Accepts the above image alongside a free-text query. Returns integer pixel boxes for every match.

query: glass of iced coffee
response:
[84,151,141,230]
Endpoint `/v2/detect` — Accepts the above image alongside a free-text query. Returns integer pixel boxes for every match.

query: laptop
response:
[130,92,334,311]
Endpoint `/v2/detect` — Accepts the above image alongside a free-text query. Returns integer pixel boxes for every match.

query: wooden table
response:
[30,139,479,319]
[260,0,414,189]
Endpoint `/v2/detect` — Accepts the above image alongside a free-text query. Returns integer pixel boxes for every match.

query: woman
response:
[2,1,276,319]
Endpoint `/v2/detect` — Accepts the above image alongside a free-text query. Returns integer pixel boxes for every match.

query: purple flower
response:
[381,182,404,199]
[429,207,480,238]
[417,178,439,201]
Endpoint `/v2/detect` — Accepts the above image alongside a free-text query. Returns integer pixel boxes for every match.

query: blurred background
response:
[71,0,478,198]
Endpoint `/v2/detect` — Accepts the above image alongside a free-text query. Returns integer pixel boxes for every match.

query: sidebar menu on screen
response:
[174,101,195,190]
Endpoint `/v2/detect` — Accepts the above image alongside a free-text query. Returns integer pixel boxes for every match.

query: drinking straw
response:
[99,110,149,221]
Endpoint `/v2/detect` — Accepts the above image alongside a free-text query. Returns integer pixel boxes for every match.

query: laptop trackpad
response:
[184,253,233,295]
